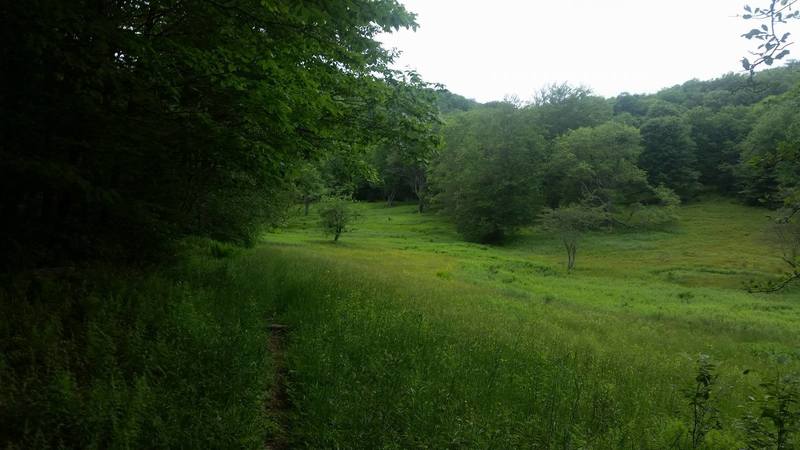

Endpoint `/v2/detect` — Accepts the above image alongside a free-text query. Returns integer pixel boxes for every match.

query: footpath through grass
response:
[2,199,798,448]
[262,198,799,448]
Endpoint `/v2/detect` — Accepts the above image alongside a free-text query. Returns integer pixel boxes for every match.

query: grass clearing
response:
[262,198,799,448]
[3,199,798,448]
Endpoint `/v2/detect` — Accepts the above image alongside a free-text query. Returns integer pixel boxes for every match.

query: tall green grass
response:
[262,199,799,448]
[0,241,277,449]
[3,199,798,448]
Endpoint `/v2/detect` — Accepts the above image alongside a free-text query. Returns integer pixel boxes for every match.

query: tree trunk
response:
[410,168,426,214]
[564,240,577,272]
[334,224,342,242]
[304,199,310,216]
[386,189,396,208]
[568,248,574,271]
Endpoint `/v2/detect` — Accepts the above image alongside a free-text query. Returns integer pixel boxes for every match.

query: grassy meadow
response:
[3,198,798,448]
[258,198,799,448]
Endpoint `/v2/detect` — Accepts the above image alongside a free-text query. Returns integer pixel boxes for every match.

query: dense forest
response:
[1,0,439,268]
[2,1,799,266]
[2,0,800,448]
[385,66,800,235]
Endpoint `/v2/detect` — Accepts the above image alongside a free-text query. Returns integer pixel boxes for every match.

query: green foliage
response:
[739,85,800,207]
[370,76,441,210]
[646,99,688,118]
[0,0,434,268]
[293,163,327,216]
[325,73,441,206]
[686,355,721,449]
[5,2,800,447]
[435,89,480,114]
[0,243,276,448]
[428,65,800,245]
[545,122,650,208]
[634,65,800,113]
[322,150,381,198]
[687,106,755,193]
[319,197,358,242]
[431,105,547,243]
[613,92,652,118]
[741,1,799,74]
[373,144,409,206]
[528,83,613,139]
[624,184,681,229]
[640,116,701,199]
[742,367,800,449]
[7,199,798,448]
[749,209,800,292]
[539,203,609,270]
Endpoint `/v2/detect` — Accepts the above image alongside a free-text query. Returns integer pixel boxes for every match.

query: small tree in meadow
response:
[319,197,357,242]
[685,354,720,449]
[750,207,800,292]
[540,203,608,272]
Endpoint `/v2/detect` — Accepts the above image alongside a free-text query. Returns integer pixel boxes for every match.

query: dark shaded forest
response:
[1,0,439,269]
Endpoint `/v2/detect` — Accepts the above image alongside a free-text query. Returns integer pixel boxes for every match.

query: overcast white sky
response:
[378,0,776,102]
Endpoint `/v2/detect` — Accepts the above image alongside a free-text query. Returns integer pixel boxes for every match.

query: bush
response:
[624,184,681,229]
[539,203,608,271]
[318,197,358,242]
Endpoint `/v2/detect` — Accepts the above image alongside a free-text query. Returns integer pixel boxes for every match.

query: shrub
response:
[319,197,358,242]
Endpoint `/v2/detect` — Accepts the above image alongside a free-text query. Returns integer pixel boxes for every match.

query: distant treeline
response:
[353,65,800,242]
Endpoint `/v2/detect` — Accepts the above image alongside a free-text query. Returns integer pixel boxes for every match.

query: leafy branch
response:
[741,0,800,74]
[747,208,800,293]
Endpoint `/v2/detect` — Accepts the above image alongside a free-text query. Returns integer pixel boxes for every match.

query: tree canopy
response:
[527,83,613,139]
[738,85,800,207]
[639,116,701,199]
[431,105,547,243]
[545,122,650,209]
[0,0,439,268]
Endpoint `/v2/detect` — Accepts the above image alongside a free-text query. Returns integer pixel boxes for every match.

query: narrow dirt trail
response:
[265,323,290,450]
